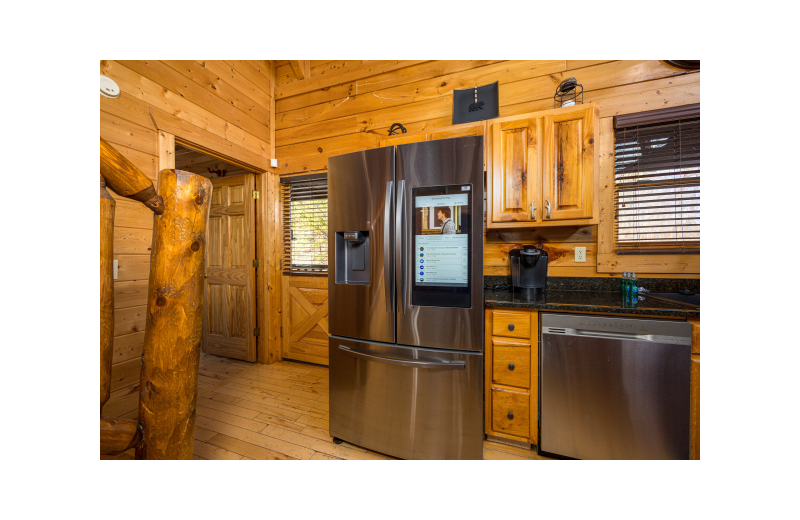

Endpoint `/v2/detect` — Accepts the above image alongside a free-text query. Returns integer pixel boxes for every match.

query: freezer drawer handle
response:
[338,345,466,370]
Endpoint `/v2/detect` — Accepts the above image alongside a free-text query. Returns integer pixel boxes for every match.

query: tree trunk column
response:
[100,176,115,412]
[136,169,212,460]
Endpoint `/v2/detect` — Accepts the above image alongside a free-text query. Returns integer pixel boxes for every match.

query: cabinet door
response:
[541,107,595,220]
[491,118,540,223]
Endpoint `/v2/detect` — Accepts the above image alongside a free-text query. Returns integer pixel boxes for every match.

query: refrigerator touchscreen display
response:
[411,184,472,308]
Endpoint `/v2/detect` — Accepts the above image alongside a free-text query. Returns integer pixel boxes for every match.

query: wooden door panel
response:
[542,107,595,221]
[202,174,256,362]
[283,276,330,366]
[207,284,225,335]
[491,119,540,223]
[555,119,582,208]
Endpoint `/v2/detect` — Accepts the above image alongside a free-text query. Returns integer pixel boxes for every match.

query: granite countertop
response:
[484,288,700,318]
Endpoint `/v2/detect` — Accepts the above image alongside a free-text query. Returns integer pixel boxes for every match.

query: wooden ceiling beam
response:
[289,60,310,81]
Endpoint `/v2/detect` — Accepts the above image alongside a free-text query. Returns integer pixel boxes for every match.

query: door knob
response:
[508,412,514,420]
[508,323,515,331]
[545,199,551,219]
[508,363,515,371]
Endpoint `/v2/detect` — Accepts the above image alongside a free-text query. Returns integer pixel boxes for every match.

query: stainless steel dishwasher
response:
[540,313,692,460]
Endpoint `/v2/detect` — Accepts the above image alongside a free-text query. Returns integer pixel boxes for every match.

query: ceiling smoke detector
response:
[100,75,120,99]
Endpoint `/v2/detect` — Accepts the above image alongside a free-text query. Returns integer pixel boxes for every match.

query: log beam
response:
[289,60,310,81]
[100,176,115,412]
[136,169,212,460]
[100,417,142,455]
[100,138,165,214]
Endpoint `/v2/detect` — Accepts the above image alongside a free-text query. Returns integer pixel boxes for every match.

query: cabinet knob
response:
[508,363,515,371]
[507,323,514,331]
[508,412,514,420]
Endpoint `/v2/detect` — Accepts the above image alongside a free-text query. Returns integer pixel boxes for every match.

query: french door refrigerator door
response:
[395,137,484,351]
[329,336,484,460]
[328,147,395,344]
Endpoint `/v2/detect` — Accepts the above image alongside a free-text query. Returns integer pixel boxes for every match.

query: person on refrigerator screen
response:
[437,206,456,234]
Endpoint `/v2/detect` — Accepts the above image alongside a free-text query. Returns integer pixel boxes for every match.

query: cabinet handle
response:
[508,323,515,331]
[508,363,515,371]
[530,200,537,221]
[508,412,514,420]
[545,199,551,219]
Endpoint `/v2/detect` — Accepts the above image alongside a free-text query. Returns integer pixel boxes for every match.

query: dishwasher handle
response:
[338,345,466,370]
[542,327,691,345]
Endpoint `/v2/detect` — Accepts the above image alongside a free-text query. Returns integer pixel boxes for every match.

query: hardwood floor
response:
[104,354,552,460]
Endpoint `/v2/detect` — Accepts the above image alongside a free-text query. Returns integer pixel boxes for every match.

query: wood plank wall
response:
[273,60,700,280]
[100,60,273,416]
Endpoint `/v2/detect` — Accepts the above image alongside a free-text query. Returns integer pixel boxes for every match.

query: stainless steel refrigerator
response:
[327,136,484,460]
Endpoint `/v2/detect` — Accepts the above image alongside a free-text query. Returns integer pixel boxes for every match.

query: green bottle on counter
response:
[631,273,638,307]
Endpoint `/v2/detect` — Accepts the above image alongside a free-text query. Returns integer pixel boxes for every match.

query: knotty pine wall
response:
[100,60,274,417]
[273,60,700,279]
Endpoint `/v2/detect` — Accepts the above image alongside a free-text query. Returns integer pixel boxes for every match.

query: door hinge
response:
[280,326,283,337]
[253,327,260,337]
[253,259,260,269]
[252,190,259,199]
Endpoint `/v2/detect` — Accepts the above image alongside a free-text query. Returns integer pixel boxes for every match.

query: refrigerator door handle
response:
[395,179,406,312]
[384,180,394,312]
[338,345,466,370]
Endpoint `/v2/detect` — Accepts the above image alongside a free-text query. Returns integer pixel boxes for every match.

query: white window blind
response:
[281,174,328,273]
[614,104,700,254]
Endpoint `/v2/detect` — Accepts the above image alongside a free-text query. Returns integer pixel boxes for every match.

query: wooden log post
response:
[136,169,212,460]
[100,176,115,412]
[100,138,165,215]
[100,417,142,455]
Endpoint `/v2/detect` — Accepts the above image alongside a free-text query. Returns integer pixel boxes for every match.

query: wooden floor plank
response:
[258,424,384,460]
[193,426,217,442]
[196,405,266,432]
[193,439,243,460]
[197,397,261,419]
[206,434,298,460]
[310,452,342,460]
[209,393,242,405]
[253,412,307,433]
[195,416,315,460]
[296,414,329,430]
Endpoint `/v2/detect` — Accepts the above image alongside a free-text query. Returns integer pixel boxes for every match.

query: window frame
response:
[597,115,699,275]
[280,172,328,275]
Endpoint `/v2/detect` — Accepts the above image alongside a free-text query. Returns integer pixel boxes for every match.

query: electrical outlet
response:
[575,247,586,263]
[113,259,118,280]
[270,158,278,168]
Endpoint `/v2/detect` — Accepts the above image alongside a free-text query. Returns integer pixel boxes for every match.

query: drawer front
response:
[492,343,531,389]
[492,310,531,339]
[491,388,530,438]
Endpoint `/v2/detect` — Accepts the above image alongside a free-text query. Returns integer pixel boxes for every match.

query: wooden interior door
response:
[541,107,595,221]
[491,118,540,223]
[203,174,257,362]
[282,276,329,366]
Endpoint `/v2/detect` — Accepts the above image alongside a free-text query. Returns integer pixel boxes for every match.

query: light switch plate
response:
[270,158,278,168]
[113,259,119,279]
[575,247,586,263]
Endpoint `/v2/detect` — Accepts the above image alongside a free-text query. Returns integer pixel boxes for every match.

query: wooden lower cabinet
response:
[485,308,539,445]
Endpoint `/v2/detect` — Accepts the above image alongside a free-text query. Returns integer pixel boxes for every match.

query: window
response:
[281,174,328,273]
[613,104,699,254]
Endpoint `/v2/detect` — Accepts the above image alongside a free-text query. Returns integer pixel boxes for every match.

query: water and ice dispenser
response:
[334,231,369,285]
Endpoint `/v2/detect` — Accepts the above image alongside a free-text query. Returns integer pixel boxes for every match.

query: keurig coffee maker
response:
[509,244,548,296]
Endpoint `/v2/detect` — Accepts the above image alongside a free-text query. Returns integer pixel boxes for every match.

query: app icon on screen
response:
[420,259,424,263]
[420,247,424,251]
[420,272,424,276]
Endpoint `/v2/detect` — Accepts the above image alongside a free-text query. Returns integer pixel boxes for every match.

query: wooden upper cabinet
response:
[491,118,540,223]
[541,107,595,221]
[487,103,599,228]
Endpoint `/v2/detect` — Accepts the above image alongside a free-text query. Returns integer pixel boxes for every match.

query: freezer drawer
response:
[329,336,484,460]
